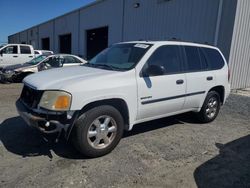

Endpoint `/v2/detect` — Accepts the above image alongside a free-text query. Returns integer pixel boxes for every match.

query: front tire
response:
[73,105,124,158]
[197,91,221,123]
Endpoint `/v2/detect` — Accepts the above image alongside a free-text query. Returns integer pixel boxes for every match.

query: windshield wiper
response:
[84,63,120,71]
[94,64,118,70]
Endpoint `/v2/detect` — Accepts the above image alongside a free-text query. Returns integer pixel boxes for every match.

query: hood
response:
[23,66,117,90]
[3,63,33,71]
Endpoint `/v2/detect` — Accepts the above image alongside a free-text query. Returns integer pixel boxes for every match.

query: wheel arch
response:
[208,85,225,105]
[78,98,130,131]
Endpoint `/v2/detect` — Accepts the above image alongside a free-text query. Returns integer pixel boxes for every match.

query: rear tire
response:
[197,91,221,123]
[72,105,124,158]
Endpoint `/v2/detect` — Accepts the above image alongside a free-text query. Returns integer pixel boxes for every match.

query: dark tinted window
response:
[198,48,209,70]
[201,48,225,70]
[146,45,182,75]
[184,46,202,71]
[20,46,31,54]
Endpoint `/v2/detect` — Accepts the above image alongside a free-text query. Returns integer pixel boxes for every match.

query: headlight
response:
[38,91,72,111]
[4,69,14,74]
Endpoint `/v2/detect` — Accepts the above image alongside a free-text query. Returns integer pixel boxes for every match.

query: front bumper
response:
[16,99,78,138]
[0,71,15,82]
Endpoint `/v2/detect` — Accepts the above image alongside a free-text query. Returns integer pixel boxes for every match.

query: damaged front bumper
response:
[0,71,15,82]
[16,99,79,141]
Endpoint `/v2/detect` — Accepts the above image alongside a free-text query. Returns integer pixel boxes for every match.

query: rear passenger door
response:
[137,45,186,120]
[182,46,216,110]
[20,45,34,63]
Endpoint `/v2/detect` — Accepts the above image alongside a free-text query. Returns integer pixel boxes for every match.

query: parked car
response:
[0,44,35,68]
[0,54,86,82]
[16,41,230,157]
[34,50,54,56]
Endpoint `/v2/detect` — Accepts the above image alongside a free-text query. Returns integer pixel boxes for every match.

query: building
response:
[8,0,250,89]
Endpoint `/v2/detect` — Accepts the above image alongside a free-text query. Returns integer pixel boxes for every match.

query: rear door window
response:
[20,46,31,54]
[201,48,225,70]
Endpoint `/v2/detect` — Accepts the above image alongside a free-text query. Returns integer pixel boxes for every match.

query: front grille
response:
[20,85,43,109]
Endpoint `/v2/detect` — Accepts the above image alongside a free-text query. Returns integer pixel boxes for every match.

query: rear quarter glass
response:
[201,48,225,70]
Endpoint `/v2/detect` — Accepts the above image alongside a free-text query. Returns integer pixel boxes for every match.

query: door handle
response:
[29,56,33,58]
[207,76,213,81]
[13,56,18,58]
[176,79,184,85]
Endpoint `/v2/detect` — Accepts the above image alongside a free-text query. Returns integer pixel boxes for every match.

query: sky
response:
[0,0,95,43]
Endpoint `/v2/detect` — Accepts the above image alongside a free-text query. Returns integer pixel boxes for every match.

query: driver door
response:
[136,45,186,121]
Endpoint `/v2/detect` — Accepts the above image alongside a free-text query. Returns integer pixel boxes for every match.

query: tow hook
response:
[41,120,69,143]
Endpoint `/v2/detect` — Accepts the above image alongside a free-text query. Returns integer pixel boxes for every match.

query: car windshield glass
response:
[84,43,152,71]
[27,55,48,65]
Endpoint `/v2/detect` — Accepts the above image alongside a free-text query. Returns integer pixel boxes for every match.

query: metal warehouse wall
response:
[38,21,54,50]
[8,0,233,57]
[8,0,124,57]
[54,11,79,54]
[79,0,124,57]
[229,0,250,89]
[9,0,249,89]
[8,34,19,44]
[217,0,237,61]
[123,0,220,45]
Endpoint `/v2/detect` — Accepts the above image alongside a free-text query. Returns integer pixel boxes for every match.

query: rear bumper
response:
[16,99,78,137]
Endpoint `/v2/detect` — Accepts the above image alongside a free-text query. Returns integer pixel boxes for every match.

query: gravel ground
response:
[0,83,249,188]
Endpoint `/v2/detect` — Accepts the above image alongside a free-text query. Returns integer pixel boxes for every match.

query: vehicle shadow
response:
[194,135,250,188]
[0,113,196,160]
[0,117,83,160]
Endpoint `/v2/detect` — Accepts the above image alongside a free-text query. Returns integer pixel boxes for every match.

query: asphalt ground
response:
[0,83,249,188]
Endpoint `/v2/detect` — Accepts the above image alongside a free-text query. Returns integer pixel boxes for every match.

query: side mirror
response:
[142,65,166,77]
[0,50,3,56]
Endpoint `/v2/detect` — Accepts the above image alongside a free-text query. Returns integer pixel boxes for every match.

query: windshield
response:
[27,55,48,65]
[85,43,152,71]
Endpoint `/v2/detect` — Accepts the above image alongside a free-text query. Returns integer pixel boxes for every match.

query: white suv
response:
[16,41,230,157]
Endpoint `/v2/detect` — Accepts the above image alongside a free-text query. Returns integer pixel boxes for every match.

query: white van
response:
[0,44,35,68]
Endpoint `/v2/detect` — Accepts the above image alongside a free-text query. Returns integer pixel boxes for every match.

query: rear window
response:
[201,48,225,70]
[20,46,31,54]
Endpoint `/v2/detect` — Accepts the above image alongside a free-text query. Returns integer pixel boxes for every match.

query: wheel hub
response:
[99,124,108,136]
[87,115,117,149]
[206,97,218,119]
